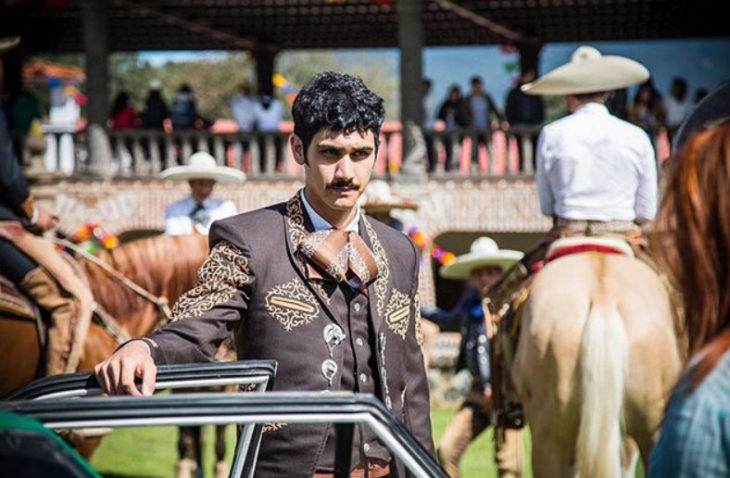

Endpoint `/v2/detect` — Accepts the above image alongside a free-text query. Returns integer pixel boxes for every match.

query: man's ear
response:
[291,135,306,166]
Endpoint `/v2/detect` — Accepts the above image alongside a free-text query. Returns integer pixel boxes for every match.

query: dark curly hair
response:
[292,71,385,157]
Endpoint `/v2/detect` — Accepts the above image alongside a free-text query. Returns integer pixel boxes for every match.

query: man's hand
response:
[94,341,157,396]
[33,207,59,232]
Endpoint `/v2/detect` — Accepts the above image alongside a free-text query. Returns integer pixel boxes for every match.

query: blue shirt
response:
[649,349,730,477]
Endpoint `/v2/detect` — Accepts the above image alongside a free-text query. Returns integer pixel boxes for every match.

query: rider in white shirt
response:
[160,152,245,235]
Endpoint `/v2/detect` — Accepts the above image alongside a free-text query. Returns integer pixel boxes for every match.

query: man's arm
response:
[403,239,435,457]
[95,221,254,395]
[535,131,555,217]
[634,137,658,223]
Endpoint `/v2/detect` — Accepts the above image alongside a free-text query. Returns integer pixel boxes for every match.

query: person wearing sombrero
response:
[161,151,245,235]
[422,237,524,478]
[489,45,658,320]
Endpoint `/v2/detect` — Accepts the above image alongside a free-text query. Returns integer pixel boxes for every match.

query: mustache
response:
[327,178,358,189]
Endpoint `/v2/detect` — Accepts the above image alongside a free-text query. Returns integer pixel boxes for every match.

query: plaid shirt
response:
[649,349,730,477]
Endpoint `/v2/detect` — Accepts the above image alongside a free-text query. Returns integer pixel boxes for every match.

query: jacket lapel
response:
[283,191,338,319]
[360,215,390,333]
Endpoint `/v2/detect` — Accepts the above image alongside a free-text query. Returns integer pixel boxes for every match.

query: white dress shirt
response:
[164,196,238,236]
[665,96,693,128]
[536,103,657,222]
[300,190,360,233]
[231,94,257,132]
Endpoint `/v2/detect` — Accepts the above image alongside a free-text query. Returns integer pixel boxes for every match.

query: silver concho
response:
[323,323,346,358]
[321,359,338,387]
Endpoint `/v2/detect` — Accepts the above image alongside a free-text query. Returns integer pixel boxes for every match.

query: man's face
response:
[471,81,483,94]
[189,179,216,203]
[469,265,503,293]
[292,128,376,218]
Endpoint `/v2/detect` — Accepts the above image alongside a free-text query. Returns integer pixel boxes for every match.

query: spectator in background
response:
[628,78,666,132]
[141,79,168,130]
[11,90,41,133]
[231,81,257,135]
[466,75,504,172]
[170,84,197,129]
[109,91,139,130]
[422,78,438,173]
[254,94,284,172]
[649,86,730,476]
[505,69,544,170]
[437,85,469,172]
[664,76,692,132]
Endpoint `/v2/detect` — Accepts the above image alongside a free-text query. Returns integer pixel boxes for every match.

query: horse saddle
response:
[0,275,40,321]
[545,236,634,264]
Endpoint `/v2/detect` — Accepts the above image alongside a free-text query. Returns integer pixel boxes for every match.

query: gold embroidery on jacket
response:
[265,277,320,331]
[171,241,250,320]
[262,422,288,433]
[414,292,424,347]
[285,194,307,247]
[385,289,410,340]
[363,218,390,317]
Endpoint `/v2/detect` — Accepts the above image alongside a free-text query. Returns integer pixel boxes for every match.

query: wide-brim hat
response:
[440,237,523,280]
[672,80,730,155]
[360,180,419,213]
[160,152,246,184]
[521,46,649,96]
[0,36,20,54]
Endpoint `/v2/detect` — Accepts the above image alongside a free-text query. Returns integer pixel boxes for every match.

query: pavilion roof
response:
[2,0,727,54]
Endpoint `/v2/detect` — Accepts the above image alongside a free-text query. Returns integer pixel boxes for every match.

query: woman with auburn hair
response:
[649,120,730,476]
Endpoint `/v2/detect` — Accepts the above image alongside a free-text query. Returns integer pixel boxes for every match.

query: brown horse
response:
[0,233,209,457]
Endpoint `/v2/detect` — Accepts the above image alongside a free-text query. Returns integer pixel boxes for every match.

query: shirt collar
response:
[300,189,360,233]
[188,196,217,209]
[574,102,610,116]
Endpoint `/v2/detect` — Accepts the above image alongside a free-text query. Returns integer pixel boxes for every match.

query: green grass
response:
[90,406,643,477]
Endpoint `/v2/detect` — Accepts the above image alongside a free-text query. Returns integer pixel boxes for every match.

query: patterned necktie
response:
[298,229,379,290]
[189,203,210,228]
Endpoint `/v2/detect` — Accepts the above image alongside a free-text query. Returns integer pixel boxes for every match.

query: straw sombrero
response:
[161,152,246,184]
[360,180,418,214]
[0,36,20,54]
[521,45,649,96]
[440,237,523,280]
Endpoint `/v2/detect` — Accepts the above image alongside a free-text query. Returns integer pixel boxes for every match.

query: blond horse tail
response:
[576,299,627,478]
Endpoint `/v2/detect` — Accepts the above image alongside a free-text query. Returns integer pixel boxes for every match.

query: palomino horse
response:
[0,233,209,461]
[512,250,682,477]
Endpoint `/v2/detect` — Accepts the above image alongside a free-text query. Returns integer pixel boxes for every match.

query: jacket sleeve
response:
[403,238,435,458]
[148,221,254,364]
[0,112,33,220]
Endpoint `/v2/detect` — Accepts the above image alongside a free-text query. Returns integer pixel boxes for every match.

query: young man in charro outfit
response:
[0,36,94,380]
[488,46,659,428]
[95,72,434,477]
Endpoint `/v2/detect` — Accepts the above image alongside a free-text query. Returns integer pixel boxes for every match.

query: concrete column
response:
[255,48,276,97]
[397,0,425,180]
[82,0,113,177]
[1,47,22,101]
[517,41,543,75]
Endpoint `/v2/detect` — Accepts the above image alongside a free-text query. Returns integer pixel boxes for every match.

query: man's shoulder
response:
[210,201,286,246]
[165,196,193,215]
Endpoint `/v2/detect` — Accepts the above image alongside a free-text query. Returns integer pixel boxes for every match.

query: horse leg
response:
[176,426,200,478]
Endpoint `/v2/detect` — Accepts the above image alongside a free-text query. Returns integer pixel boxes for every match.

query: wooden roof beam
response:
[434,0,540,45]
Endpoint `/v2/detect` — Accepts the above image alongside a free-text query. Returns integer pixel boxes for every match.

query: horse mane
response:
[81,234,208,327]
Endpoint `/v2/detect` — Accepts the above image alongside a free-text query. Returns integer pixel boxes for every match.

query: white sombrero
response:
[521,45,650,96]
[440,237,523,280]
[160,152,246,184]
[359,180,418,213]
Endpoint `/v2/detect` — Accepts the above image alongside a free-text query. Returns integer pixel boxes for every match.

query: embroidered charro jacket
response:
[147,191,434,477]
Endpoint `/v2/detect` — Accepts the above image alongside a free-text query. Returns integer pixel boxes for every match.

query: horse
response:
[511,250,683,477]
[0,233,211,463]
